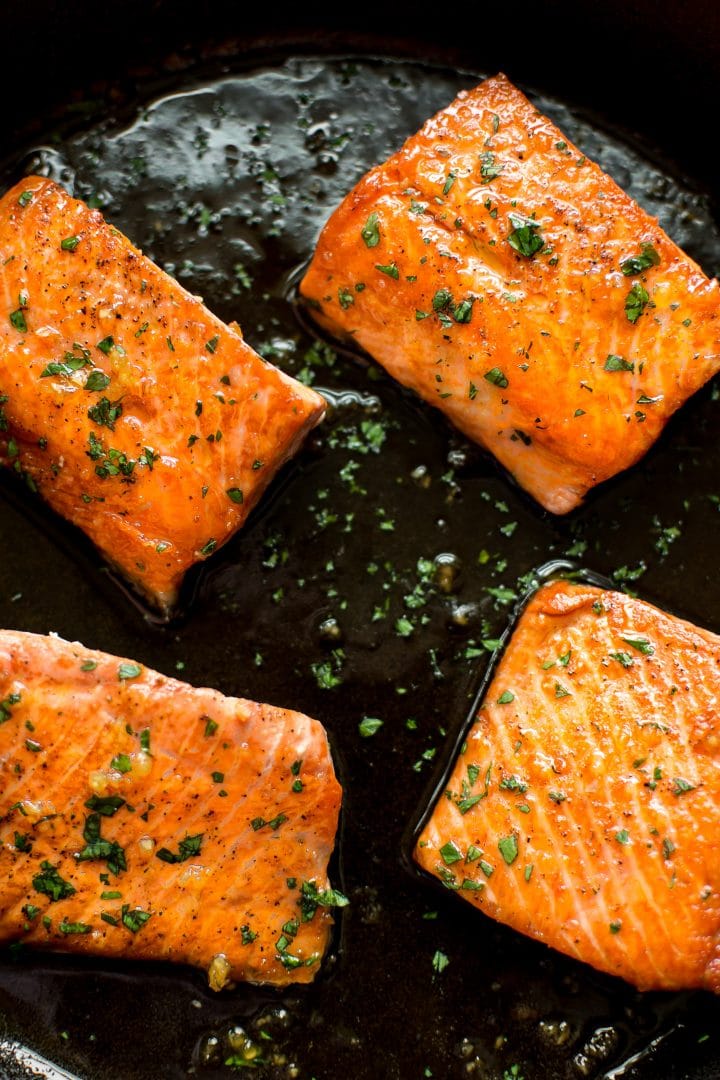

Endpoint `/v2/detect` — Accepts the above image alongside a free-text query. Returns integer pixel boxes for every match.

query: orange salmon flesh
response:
[0,630,343,988]
[0,177,325,612]
[415,580,720,992]
[301,74,720,513]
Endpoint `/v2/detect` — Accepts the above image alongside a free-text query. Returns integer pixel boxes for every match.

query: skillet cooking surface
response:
[1,52,720,1080]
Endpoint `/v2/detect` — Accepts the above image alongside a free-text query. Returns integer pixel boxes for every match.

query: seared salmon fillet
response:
[301,74,720,513]
[0,177,325,611]
[0,630,343,988]
[414,580,720,992]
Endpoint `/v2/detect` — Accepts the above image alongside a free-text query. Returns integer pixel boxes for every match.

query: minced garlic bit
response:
[207,953,234,992]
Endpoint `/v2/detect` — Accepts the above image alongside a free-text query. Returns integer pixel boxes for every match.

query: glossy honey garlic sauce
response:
[1,54,720,1080]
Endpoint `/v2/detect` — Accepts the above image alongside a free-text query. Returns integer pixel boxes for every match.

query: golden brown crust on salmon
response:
[415,580,720,992]
[0,177,325,611]
[0,630,342,987]
[301,74,720,513]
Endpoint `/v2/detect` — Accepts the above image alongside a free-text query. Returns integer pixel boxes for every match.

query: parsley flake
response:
[604,354,634,373]
[118,662,142,681]
[507,213,544,258]
[625,282,649,323]
[621,243,660,276]
[484,367,509,389]
[361,212,381,248]
[498,834,518,865]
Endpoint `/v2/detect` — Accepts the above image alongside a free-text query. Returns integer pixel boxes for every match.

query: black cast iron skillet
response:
[2,5,720,1078]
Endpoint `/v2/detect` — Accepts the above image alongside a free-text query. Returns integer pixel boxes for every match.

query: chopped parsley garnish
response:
[311,654,344,690]
[121,905,152,933]
[33,861,76,902]
[672,778,695,796]
[60,235,80,252]
[497,690,514,705]
[442,171,457,196]
[85,794,125,816]
[118,662,142,681]
[226,488,244,504]
[498,834,518,865]
[250,814,287,833]
[452,298,474,323]
[484,367,509,389]
[86,434,135,480]
[96,336,116,355]
[432,950,450,974]
[604,354,634,373]
[156,833,204,864]
[375,262,399,279]
[431,287,475,324]
[361,212,381,248]
[439,841,463,866]
[507,213,544,258]
[298,880,349,922]
[554,682,570,698]
[87,396,123,430]
[18,190,33,207]
[479,151,503,182]
[610,651,633,668]
[85,370,111,392]
[615,829,630,845]
[625,282,649,323]
[609,920,622,934]
[59,920,91,935]
[0,691,21,724]
[205,335,219,354]
[241,924,257,945]
[40,345,91,378]
[110,754,132,774]
[338,287,354,309]
[621,637,654,655]
[199,538,217,557]
[621,243,660,276]
[9,308,27,333]
[499,776,527,794]
[203,716,218,737]
[359,716,383,737]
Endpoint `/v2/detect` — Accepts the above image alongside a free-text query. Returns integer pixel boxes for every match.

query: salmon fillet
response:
[0,177,325,612]
[300,74,720,514]
[0,630,343,988]
[414,579,720,992]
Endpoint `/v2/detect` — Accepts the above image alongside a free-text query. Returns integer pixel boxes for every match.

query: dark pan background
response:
[2,3,720,1078]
